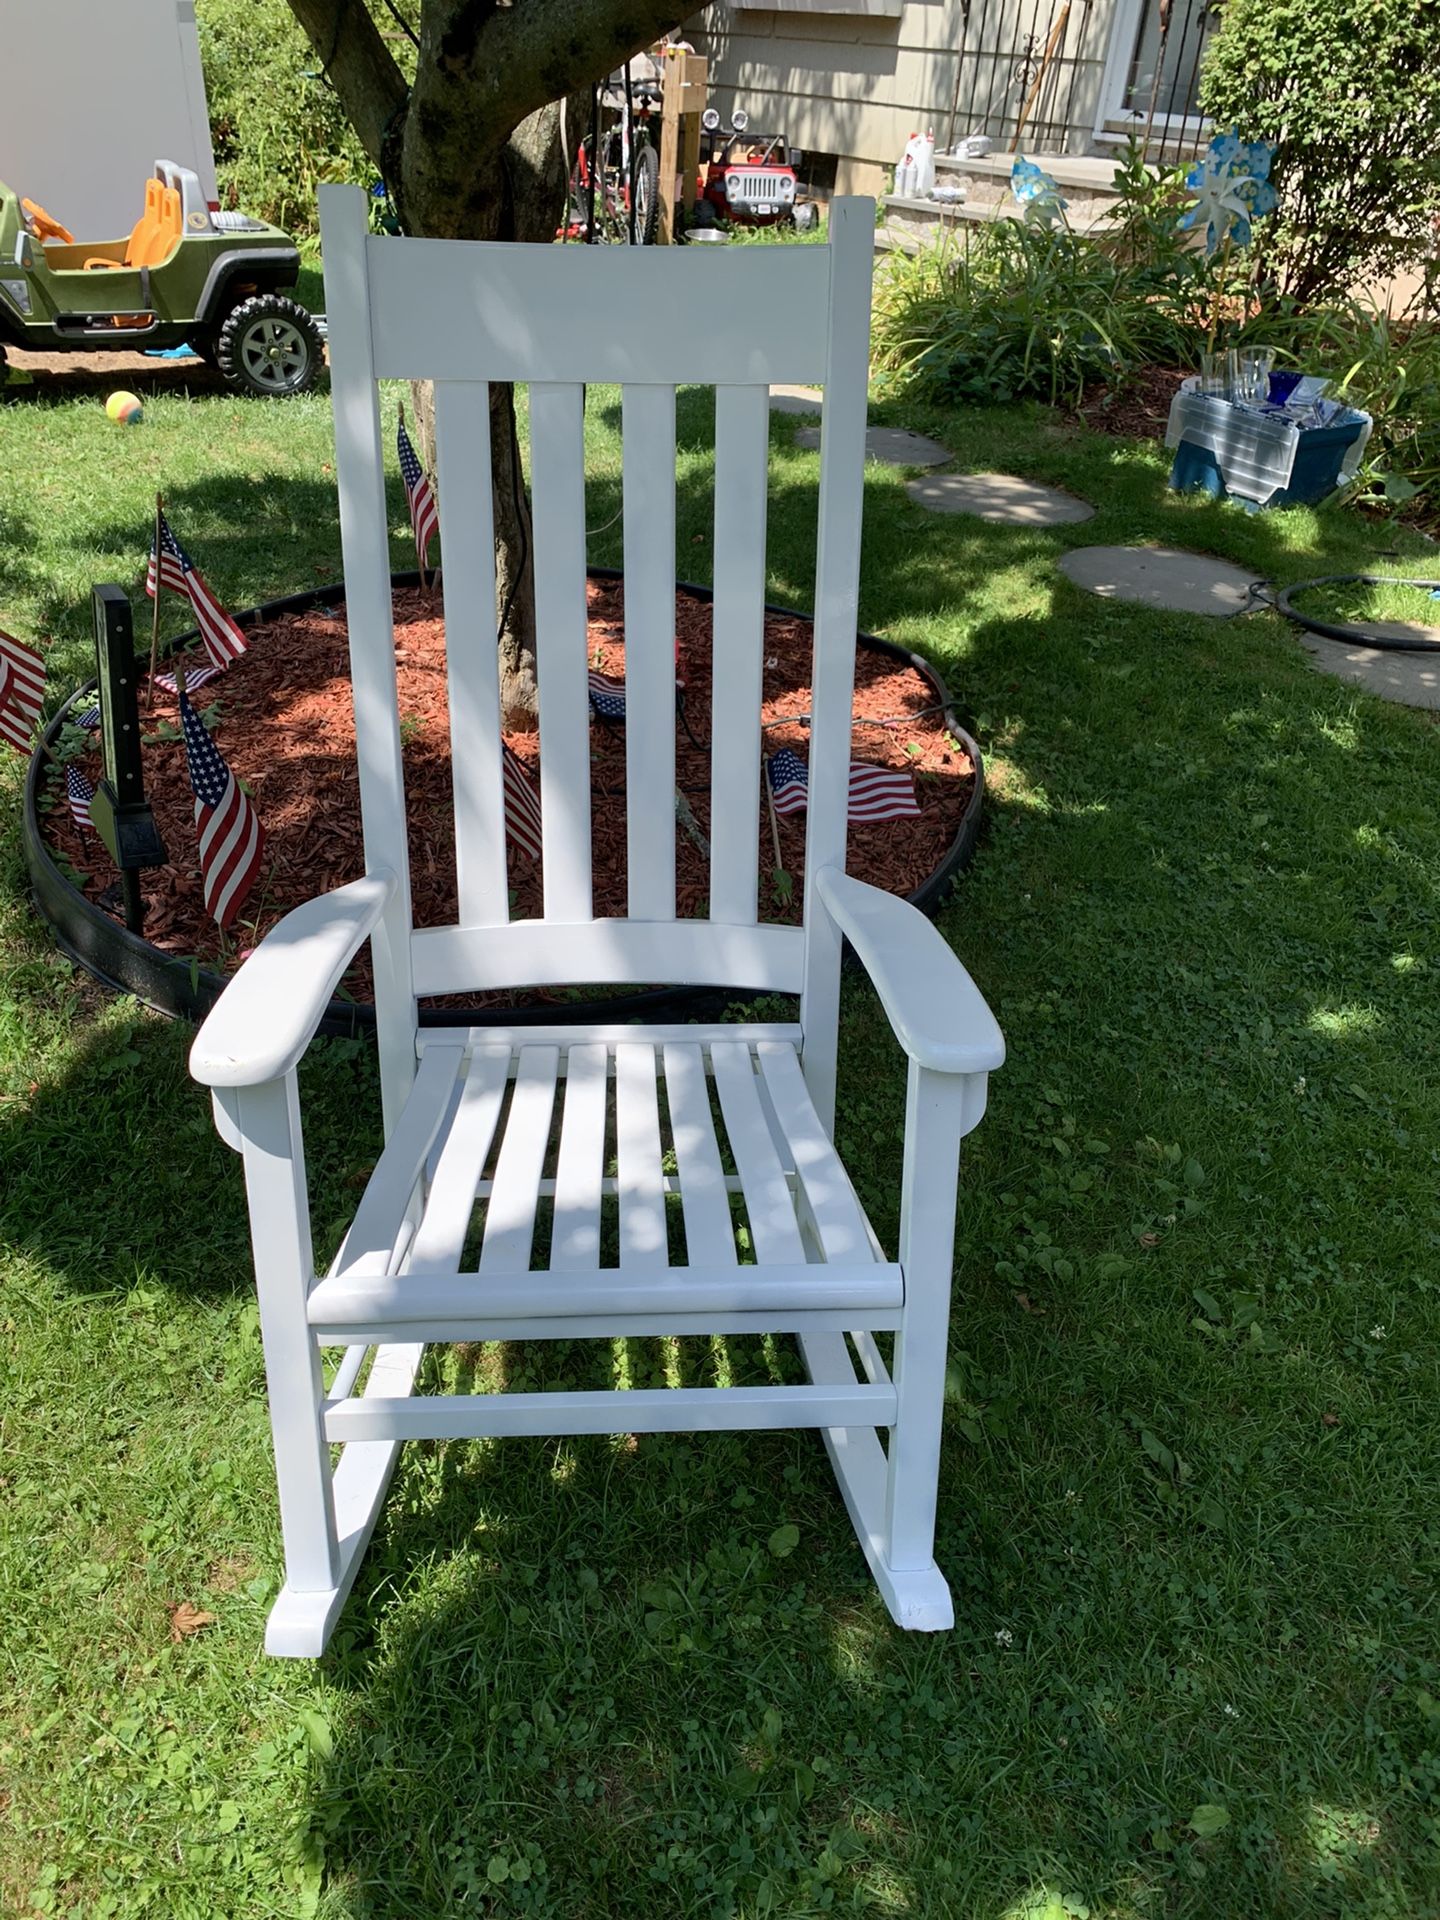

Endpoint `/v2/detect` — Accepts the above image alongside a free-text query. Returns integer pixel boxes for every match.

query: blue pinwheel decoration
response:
[1179,130,1278,256]
[1010,155,1069,229]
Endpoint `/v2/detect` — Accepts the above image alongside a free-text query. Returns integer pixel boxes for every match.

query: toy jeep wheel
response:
[216,294,322,398]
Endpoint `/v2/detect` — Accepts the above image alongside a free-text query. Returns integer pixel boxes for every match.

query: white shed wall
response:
[0,0,216,239]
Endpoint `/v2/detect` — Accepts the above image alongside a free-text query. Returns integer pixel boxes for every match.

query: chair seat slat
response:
[478,1046,559,1273]
[615,1042,667,1268]
[549,1043,608,1272]
[662,1043,737,1267]
[334,1046,466,1277]
[709,1041,806,1265]
[407,1046,510,1274]
[756,1042,874,1265]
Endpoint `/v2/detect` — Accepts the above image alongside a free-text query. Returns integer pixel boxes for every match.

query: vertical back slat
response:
[709,385,770,925]
[529,382,592,919]
[799,200,875,1131]
[433,381,507,926]
[317,186,417,1132]
[621,385,677,919]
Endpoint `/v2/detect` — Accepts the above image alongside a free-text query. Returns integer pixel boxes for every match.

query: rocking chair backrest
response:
[318,186,874,1126]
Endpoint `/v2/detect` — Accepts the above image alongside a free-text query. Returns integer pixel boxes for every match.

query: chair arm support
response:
[815,866,1005,1077]
[189,870,397,1089]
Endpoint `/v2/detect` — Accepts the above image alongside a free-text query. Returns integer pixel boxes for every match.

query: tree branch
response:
[283,0,410,171]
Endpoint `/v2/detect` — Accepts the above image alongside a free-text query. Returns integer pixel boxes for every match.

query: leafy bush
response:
[872,168,1203,408]
[1200,0,1440,304]
[196,0,371,234]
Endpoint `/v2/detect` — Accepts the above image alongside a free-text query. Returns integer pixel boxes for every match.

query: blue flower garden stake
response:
[1179,131,1277,256]
[1011,156,1068,229]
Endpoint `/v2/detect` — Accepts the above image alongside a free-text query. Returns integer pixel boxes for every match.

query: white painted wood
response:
[363,235,831,386]
[406,1046,511,1274]
[549,1043,608,1273]
[410,920,804,998]
[433,381,508,926]
[798,1332,954,1632]
[335,1045,465,1277]
[756,1042,873,1264]
[529,382,592,920]
[478,1046,559,1272]
[799,197,875,1134]
[317,185,418,1133]
[622,385,677,919]
[886,1063,967,1572]
[709,1042,806,1265]
[709,385,771,925]
[236,1073,338,1594]
[615,1042,667,1267]
[815,866,1006,1085]
[327,1380,895,1444]
[417,1022,804,1058]
[307,1307,904,1345]
[311,1261,902,1329]
[190,871,396,1088]
[266,1338,423,1657]
[662,1043,737,1267]
[211,1087,242,1153]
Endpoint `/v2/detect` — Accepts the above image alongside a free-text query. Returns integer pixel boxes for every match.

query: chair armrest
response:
[815,866,1005,1076]
[189,870,397,1089]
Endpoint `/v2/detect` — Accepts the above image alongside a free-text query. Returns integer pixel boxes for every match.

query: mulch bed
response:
[1073,364,1190,440]
[43,580,974,1004]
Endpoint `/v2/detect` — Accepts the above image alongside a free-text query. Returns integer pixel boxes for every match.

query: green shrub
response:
[872,187,1202,408]
[196,0,372,234]
[1200,0,1440,305]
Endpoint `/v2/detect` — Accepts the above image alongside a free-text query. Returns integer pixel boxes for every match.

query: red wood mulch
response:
[44,580,974,1003]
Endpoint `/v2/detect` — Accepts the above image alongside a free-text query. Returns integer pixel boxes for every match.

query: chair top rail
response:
[353,219,835,386]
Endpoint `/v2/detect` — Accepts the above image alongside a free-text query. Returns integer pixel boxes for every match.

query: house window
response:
[1119,0,1217,122]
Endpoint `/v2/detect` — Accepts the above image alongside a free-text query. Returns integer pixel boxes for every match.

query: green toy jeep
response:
[0,159,323,397]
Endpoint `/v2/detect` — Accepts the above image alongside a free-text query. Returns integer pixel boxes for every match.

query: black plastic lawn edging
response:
[24,568,985,1036]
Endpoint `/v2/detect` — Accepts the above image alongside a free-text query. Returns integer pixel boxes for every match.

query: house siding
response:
[687,0,1118,171]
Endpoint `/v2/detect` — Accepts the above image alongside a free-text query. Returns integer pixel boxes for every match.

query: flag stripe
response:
[502,743,543,861]
[0,630,45,752]
[148,510,247,671]
[766,749,920,824]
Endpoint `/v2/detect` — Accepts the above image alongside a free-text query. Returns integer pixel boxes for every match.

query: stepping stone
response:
[907,471,1094,525]
[1298,629,1440,711]
[794,424,950,467]
[1058,544,1257,617]
[769,385,823,415]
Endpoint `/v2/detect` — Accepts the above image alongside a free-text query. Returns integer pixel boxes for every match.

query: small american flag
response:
[766,750,921,824]
[587,670,628,720]
[179,689,266,929]
[0,629,45,754]
[66,765,94,831]
[75,703,102,730]
[398,412,439,579]
[502,742,543,861]
[147,510,248,672]
[152,660,223,696]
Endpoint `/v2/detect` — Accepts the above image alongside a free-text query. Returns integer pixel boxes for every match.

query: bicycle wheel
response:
[632,143,660,245]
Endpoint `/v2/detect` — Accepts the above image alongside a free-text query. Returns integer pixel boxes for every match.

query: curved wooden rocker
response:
[190,185,1005,1657]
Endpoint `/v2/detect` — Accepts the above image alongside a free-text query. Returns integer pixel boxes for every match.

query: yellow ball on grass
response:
[105,391,144,425]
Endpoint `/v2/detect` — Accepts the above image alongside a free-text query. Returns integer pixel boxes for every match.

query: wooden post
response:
[656,53,708,244]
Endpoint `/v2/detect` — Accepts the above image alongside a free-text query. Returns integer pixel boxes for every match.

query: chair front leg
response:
[885,1061,976,1573]
[232,1072,340,1598]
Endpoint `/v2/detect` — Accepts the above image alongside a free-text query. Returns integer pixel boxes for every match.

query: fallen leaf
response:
[1140,1233,1161,1248]
[168,1601,216,1642]
[1322,1410,1339,1427]
[1014,1291,1047,1315]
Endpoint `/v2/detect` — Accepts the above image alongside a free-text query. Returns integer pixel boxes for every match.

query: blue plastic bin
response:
[1170,412,1370,509]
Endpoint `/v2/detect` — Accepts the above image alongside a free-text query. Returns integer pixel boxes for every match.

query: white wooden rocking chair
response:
[189,186,1004,1657]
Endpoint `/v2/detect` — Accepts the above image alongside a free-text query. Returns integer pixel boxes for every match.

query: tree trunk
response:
[400,100,576,722]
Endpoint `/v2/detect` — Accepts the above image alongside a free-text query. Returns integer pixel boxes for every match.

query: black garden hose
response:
[1276,574,1440,651]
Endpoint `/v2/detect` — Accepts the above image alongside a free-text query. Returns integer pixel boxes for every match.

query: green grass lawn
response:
[2,363,1439,1920]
